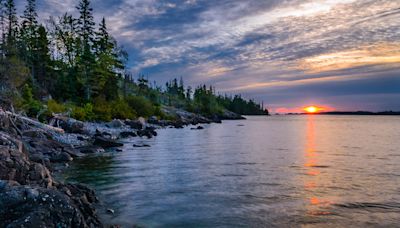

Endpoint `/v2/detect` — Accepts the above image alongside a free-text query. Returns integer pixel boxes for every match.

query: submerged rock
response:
[137,127,157,138]
[132,144,151,148]
[77,145,105,154]
[191,126,204,130]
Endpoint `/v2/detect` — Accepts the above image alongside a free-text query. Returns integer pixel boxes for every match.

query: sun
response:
[303,106,322,114]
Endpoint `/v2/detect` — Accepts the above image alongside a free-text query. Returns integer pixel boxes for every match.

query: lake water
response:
[64,115,400,227]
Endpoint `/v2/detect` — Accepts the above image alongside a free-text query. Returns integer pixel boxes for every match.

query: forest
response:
[0,0,268,122]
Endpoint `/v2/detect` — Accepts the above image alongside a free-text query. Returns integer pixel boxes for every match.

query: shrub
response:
[47,99,66,114]
[93,97,112,121]
[126,96,155,117]
[111,99,136,120]
[21,84,42,117]
[71,103,95,121]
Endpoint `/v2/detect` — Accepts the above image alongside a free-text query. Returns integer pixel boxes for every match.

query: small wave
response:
[219,174,247,177]
[306,165,330,168]
[236,162,257,165]
[335,202,400,211]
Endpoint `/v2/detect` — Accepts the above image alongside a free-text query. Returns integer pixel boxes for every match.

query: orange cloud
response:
[298,42,400,73]
[274,105,335,114]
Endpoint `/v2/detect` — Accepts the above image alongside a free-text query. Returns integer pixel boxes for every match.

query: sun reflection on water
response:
[303,115,333,217]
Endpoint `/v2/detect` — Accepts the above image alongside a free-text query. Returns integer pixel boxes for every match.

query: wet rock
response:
[124,120,143,130]
[107,208,115,214]
[119,131,137,138]
[95,129,112,138]
[77,136,86,141]
[22,130,51,139]
[191,126,204,130]
[172,120,185,129]
[133,144,150,148]
[77,145,105,154]
[106,119,125,128]
[23,136,81,164]
[59,119,85,134]
[63,146,85,158]
[0,146,53,188]
[137,127,157,138]
[49,152,73,163]
[93,136,123,148]
[0,181,102,228]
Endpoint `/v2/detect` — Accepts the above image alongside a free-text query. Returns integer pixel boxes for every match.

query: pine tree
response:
[0,0,5,57]
[4,0,18,55]
[93,17,122,100]
[35,25,52,89]
[20,0,39,83]
[76,0,96,101]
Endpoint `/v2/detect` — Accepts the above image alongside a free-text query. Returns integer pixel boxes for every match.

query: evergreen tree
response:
[76,0,96,100]
[20,0,39,82]
[93,17,122,100]
[4,0,18,55]
[0,0,6,58]
[35,25,53,90]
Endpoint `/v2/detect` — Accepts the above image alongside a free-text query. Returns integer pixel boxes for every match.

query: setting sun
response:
[303,106,323,113]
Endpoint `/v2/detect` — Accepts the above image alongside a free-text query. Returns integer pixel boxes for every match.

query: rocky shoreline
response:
[0,107,244,227]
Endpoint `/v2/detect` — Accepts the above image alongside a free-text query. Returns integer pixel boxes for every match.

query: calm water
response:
[64,115,400,227]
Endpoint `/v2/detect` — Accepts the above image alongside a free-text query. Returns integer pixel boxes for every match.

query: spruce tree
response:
[20,0,39,83]
[4,0,18,55]
[35,25,52,89]
[76,0,96,101]
[93,17,124,100]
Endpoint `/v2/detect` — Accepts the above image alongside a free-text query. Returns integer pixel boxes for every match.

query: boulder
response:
[94,129,112,138]
[59,119,85,134]
[106,119,125,128]
[191,126,204,130]
[137,127,157,138]
[124,120,143,130]
[148,116,158,124]
[0,181,102,228]
[133,144,151,148]
[0,146,53,188]
[22,130,51,139]
[23,136,81,164]
[49,152,73,163]
[93,136,123,148]
[77,145,105,154]
[119,131,137,138]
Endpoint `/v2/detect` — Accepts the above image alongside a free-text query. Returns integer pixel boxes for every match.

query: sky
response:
[19,0,400,112]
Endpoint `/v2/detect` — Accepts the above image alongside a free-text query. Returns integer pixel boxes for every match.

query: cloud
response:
[34,0,400,111]
[298,42,400,73]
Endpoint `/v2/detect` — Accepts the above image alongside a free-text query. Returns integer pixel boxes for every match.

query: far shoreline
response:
[279,111,400,116]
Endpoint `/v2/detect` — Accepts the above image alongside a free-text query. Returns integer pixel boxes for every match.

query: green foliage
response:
[92,97,112,121]
[71,103,95,121]
[126,95,155,117]
[21,84,42,117]
[47,99,66,113]
[111,99,136,120]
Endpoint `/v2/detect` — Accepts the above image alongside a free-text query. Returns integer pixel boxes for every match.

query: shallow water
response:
[64,115,400,227]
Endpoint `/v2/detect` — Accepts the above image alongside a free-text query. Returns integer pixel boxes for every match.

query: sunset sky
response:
[23,0,400,112]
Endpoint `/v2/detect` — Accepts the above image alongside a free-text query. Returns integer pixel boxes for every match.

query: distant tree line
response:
[0,0,268,121]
